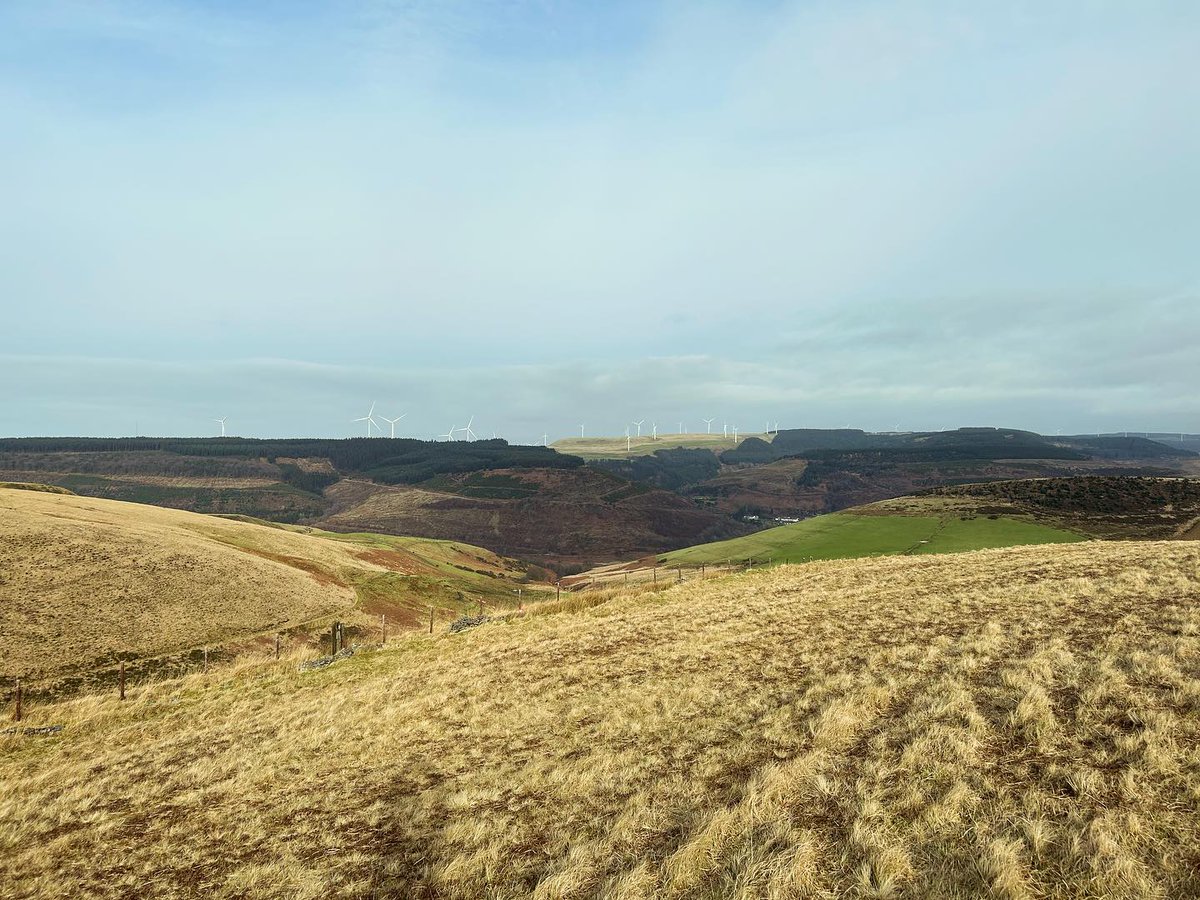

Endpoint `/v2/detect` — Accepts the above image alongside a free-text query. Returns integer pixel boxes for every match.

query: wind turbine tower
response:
[633,419,645,438]
[214,416,228,437]
[703,417,715,434]
[353,402,379,437]
[625,426,631,452]
[438,424,457,442]
[380,413,406,438]
[651,422,658,441]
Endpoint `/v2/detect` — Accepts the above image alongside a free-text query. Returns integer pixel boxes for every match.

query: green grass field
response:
[661,510,1084,565]
[552,432,763,459]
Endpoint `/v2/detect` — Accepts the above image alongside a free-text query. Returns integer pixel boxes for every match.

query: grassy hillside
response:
[553,432,760,459]
[3,541,1199,897]
[0,440,737,565]
[661,507,1083,565]
[0,487,535,689]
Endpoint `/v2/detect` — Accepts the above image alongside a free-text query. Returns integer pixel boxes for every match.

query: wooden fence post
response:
[275,634,281,660]
[624,572,628,585]
[429,606,434,634]
[203,648,209,673]
[653,566,657,587]
[477,598,483,617]
[119,661,126,701]
[677,567,682,583]
[556,582,561,601]
[12,678,20,723]
[381,614,387,643]
[701,564,706,577]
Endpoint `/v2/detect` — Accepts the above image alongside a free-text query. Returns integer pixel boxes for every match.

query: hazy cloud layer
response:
[2,1,1197,438]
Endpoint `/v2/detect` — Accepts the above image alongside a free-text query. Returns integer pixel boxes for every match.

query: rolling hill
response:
[0,485,538,692]
[4,540,1199,897]
[0,438,740,567]
[658,476,1200,568]
[593,428,1197,520]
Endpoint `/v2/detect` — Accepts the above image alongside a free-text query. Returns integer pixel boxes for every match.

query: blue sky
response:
[2,1,1198,440]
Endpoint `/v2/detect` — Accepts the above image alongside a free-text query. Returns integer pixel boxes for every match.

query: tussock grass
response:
[3,541,1200,897]
[0,488,531,684]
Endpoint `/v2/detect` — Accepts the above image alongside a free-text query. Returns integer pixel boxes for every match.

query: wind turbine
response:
[723,421,728,438]
[353,402,379,437]
[438,424,457,442]
[678,422,684,435]
[580,424,585,438]
[633,419,645,438]
[703,417,715,434]
[625,426,631,452]
[460,416,477,441]
[542,433,549,447]
[651,422,658,440]
[732,425,739,441]
[214,416,228,437]
[380,413,406,438]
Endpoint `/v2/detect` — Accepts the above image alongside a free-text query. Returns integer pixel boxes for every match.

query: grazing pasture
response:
[661,507,1083,566]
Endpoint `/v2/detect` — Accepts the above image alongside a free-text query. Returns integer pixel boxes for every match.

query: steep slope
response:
[319,467,742,567]
[0,486,534,687]
[4,542,1199,897]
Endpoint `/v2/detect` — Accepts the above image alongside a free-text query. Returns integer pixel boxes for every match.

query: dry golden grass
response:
[3,539,1200,898]
[0,488,530,685]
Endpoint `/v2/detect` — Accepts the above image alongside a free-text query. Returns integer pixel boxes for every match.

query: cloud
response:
[0,2,1197,435]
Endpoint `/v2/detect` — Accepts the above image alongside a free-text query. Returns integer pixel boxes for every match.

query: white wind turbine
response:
[651,422,658,440]
[438,423,457,442]
[380,413,407,438]
[703,417,715,434]
[214,416,228,437]
[723,421,728,438]
[732,425,740,441]
[633,419,645,438]
[542,433,549,447]
[580,424,585,438]
[353,402,380,437]
[678,421,684,435]
[458,416,477,441]
[625,426,631,452]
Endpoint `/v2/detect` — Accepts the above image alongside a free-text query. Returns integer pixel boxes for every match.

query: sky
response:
[2,0,1198,441]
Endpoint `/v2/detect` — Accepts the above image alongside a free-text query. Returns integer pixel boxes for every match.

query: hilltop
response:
[4,540,1199,897]
[0,486,536,692]
[552,431,758,459]
[592,428,1197,519]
